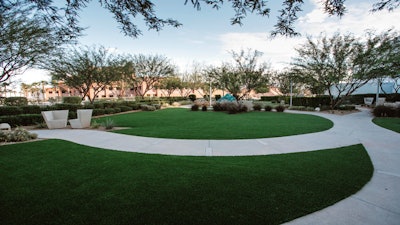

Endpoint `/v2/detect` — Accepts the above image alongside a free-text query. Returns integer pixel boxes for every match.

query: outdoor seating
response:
[41,110,69,129]
[69,109,93,129]
[363,97,374,106]
[0,123,11,132]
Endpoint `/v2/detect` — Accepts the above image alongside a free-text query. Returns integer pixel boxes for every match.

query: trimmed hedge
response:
[4,97,28,106]
[63,96,82,104]
[0,106,23,116]
[373,105,400,117]
[0,114,43,127]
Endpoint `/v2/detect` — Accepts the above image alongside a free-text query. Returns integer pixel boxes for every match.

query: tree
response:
[207,49,270,100]
[125,54,175,98]
[273,70,303,96]
[292,30,400,109]
[47,46,130,103]
[4,0,397,39]
[0,4,73,83]
[156,76,183,97]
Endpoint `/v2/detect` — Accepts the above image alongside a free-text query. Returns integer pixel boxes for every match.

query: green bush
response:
[0,127,37,143]
[202,105,208,111]
[4,97,28,106]
[188,94,196,102]
[215,95,221,101]
[373,105,398,117]
[54,103,82,111]
[141,104,156,111]
[18,114,44,126]
[253,103,262,111]
[338,105,356,110]
[275,105,285,112]
[120,106,132,112]
[104,108,115,114]
[0,106,23,115]
[101,118,115,130]
[21,105,42,114]
[152,104,161,110]
[0,114,42,127]
[93,102,105,109]
[68,111,77,120]
[103,102,116,108]
[62,96,82,104]
[92,109,105,116]
[191,104,199,111]
[265,105,273,112]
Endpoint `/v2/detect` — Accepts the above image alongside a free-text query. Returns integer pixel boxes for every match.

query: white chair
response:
[41,110,69,129]
[69,109,93,129]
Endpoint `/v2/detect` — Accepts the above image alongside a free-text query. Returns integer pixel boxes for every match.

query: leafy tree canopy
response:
[1,0,398,39]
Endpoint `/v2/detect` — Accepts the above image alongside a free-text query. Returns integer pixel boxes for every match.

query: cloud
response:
[218,32,304,70]
[298,1,400,36]
[218,1,400,70]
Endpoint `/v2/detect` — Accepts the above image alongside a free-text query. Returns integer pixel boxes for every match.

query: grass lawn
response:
[372,117,400,133]
[0,140,373,225]
[93,108,333,139]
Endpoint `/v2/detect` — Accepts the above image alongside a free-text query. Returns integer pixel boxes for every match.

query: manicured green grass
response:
[372,117,400,133]
[0,140,373,225]
[94,108,333,139]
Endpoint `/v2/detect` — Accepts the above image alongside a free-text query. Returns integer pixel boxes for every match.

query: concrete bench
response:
[69,109,93,129]
[41,110,69,129]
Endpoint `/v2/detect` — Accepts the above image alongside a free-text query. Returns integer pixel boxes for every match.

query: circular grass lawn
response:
[94,108,333,139]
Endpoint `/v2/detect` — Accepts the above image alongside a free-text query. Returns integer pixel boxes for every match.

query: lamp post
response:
[289,78,293,107]
[209,80,212,107]
[375,78,380,107]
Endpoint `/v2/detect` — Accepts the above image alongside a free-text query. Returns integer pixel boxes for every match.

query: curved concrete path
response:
[33,108,400,225]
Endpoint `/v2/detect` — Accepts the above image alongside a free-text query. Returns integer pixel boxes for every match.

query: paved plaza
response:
[34,108,400,225]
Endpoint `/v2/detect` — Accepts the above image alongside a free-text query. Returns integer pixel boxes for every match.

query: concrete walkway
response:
[33,108,400,225]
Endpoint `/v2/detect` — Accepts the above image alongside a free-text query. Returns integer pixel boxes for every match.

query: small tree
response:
[207,49,270,100]
[47,46,129,103]
[0,5,72,83]
[292,30,400,109]
[157,76,183,97]
[125,54,175,98]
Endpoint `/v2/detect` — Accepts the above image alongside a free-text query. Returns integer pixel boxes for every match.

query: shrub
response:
[0,127,37,143]
[338,105,356,110]
[21,105,42,114]
[253,103,262,111]
[372,105,398,117]
[215,95,221,101]
[265,105,273,112]
[202,105,208,111]
[101,118,115,130]
[191,104,199,111]
[104,108,116,114]
[4,97,28,106]
[275,105,285,112]
[54,103,82,111]
[0,115,21,127]
[189,94,196,102]
[225,102,240,114]
[0,106,23,115]
[141,104,156,111]
[92,109,105,116]
[103,102,116,108]
[239,101,253,112]
[120,106,132,112]
[212,102,223,111]
[18,114,44,126]
[93,102,105,109]
[152,104,161,110]
[63,96,82,104]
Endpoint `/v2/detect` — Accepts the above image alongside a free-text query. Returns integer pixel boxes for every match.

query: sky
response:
[18,0,400,85]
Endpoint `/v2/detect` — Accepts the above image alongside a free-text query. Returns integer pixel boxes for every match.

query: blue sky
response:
[19,0,400,84]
